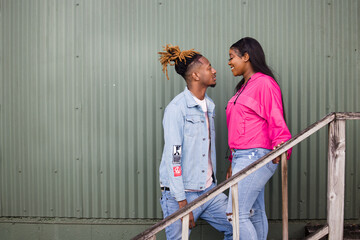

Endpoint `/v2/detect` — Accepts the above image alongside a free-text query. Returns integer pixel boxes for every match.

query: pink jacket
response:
[226,72,292,158]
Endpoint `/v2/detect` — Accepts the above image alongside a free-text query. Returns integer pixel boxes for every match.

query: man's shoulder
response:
[164,92,186,115]
[166,91,186,108]
[171,91,187,104]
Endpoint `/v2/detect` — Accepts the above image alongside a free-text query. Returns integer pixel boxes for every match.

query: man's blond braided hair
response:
[158,44,199,80]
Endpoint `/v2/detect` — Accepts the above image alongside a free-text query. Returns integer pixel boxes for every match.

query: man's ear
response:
[191,71,200,81]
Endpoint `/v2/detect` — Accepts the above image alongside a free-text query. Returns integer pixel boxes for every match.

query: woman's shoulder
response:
[253,73,280,91]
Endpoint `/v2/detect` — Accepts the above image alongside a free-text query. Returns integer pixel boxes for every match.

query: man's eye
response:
[228,58,233,61]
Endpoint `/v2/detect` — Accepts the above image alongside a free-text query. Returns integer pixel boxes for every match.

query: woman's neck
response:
[243,70,255,84]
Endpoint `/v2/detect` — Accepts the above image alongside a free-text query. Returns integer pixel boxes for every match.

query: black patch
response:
[172,145,181,164]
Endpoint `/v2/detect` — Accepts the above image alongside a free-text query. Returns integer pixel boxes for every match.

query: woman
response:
[225,37,291,240]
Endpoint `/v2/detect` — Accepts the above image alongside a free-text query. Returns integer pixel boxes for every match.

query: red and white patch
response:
[173,166,182,177]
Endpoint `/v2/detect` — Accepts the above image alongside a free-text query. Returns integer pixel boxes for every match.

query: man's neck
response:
[188,85,207,100]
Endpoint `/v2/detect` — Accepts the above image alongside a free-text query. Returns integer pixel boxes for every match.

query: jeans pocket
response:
[256,148,271,157]
[160,193,169,217]
[266,161,278,173]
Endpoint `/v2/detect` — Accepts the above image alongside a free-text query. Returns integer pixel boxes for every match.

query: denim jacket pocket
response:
[184,115,202,137]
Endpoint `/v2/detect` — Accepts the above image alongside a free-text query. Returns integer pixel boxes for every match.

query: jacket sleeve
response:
[162,104,186,201]
[261,80,292,159]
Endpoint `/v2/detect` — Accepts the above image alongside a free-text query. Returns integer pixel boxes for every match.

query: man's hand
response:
[226,165,232,180]
[178,199,195,229]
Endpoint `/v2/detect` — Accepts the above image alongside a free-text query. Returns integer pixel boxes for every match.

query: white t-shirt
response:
[192,96,213,189]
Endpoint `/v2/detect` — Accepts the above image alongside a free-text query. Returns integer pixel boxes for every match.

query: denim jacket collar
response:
[184,87,215,113]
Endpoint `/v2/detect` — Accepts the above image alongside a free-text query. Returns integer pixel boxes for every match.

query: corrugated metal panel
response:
[1,0,359,220]
[0,0,81,217]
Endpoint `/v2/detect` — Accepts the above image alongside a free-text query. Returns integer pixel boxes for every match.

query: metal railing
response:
[132,112,360,240]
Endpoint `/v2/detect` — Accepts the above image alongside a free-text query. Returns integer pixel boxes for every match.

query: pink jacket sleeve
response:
[262,80,292,159]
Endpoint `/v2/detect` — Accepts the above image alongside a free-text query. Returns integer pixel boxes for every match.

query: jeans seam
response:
[238,172,257,215]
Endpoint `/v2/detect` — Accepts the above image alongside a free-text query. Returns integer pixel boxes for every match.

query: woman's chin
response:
[231,70,239,77]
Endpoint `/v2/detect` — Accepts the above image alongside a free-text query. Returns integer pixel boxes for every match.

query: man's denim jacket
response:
[159,87,217,201]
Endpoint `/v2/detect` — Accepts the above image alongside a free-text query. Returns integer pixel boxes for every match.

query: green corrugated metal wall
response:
[1,0,359,220]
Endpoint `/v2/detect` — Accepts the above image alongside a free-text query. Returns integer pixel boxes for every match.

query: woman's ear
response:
[243,52,250,62]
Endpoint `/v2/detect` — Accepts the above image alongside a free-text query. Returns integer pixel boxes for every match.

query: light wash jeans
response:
[226,148,277,240]
[160,182,233,240]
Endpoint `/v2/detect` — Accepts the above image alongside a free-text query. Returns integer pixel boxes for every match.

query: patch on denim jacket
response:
[173,166,182,177]
[172,145,182,164]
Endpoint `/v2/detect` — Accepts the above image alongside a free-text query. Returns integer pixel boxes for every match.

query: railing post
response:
[281,152,289,240]
[327,119,346,240]
[231,184,240,239]
[182,214,189,240]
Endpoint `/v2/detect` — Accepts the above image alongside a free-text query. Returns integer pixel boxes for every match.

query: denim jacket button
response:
[202,170,205,173]
[202,138,206,141]
[202,154,205,157]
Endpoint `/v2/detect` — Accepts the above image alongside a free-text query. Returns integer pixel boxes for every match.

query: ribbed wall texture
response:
[1,0,359,220]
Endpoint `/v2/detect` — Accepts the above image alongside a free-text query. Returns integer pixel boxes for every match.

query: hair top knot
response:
[158,44,200,80]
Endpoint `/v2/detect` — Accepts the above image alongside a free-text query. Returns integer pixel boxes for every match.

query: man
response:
[158,44,232,240]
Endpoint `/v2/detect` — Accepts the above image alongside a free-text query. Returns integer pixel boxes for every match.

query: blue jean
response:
[226,148,277,240]
[160,183,233,240]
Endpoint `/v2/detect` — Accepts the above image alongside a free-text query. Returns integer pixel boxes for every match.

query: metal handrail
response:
[132,112,360,240]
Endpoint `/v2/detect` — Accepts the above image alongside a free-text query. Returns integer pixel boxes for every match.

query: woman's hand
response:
[272,142,285,164]
[226,165,232,179]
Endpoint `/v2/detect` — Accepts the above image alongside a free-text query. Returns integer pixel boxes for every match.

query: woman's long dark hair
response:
[231,37,286,120]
